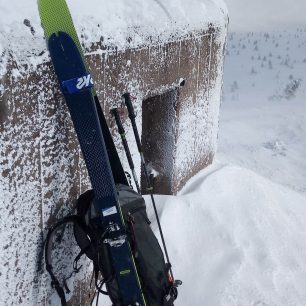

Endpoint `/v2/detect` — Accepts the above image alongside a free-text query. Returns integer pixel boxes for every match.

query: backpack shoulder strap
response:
[45,215,83,306]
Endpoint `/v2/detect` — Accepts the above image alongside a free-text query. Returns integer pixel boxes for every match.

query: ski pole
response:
[122,92,174,281]
[110,107,141,194]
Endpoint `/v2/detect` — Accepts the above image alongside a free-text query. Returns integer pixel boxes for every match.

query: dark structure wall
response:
[142,90,177,194]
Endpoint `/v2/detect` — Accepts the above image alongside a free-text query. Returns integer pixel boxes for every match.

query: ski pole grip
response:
[122,93,142,152]
[111,108,125,135]
[123,93,136,120]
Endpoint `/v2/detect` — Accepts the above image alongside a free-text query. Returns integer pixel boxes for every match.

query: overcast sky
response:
[224,0,306,31]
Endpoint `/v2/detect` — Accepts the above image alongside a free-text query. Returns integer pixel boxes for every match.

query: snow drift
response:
[94,162,306,306]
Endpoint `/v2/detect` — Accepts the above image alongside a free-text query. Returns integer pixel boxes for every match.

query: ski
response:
[38,0,146,305]
[38,0,127,186]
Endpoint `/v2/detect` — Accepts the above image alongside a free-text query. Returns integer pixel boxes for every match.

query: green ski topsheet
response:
[38,0,83,57]
[38,0,98,95]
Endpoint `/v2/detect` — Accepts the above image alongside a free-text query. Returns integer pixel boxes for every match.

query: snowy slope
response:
[95,161,306,306]
[166,163,306,306]
[220,30,306,193]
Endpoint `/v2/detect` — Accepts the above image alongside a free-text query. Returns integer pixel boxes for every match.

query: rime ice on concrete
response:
[0,0,228,304]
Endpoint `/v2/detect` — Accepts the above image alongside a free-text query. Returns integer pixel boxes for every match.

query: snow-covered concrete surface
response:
[0,0,228,79]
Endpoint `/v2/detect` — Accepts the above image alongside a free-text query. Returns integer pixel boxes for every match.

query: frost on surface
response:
[173,28,227,189]
[0,0,228,80]
[0,59,92,304]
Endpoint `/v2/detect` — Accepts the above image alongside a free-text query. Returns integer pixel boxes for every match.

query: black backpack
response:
[45,184,181,306]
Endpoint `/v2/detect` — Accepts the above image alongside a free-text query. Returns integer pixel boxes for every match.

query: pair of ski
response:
[38,0,174,305]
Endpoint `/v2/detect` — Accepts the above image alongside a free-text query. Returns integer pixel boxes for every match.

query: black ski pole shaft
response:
[111,108,141,194]
[122,93,148,174]
[122,93,174,280]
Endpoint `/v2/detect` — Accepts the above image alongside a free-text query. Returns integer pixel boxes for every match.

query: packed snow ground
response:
[96,30,306,306]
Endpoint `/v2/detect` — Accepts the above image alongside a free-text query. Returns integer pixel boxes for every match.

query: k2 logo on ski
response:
[76,74,94,90]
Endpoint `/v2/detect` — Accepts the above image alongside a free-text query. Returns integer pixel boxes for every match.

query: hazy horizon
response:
[224,0,306,31]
